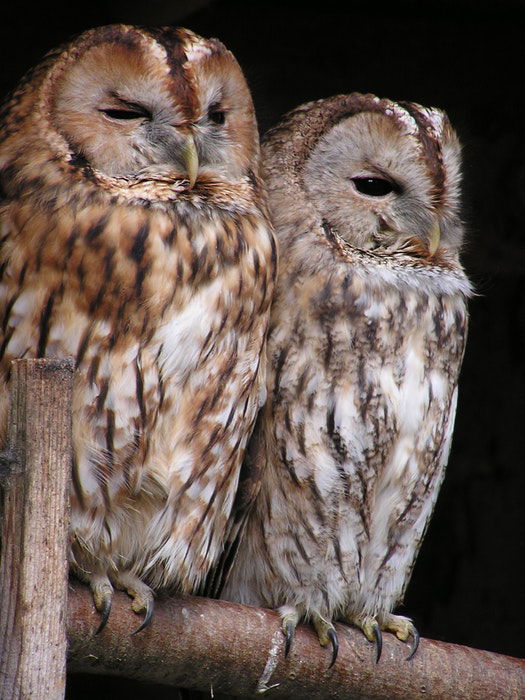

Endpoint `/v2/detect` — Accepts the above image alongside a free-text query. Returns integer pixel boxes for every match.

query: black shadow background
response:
[1,1,523,695]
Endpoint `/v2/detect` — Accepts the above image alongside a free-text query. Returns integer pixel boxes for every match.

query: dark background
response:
[2,0,523,696]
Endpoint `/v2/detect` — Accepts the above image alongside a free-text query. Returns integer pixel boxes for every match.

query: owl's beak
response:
[182,133,199,188]
[428,219,441,256]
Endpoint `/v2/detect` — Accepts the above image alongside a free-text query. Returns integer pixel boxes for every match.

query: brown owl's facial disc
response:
[48,26,257,185]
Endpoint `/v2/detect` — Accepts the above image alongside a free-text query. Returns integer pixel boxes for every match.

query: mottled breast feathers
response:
[0,24,275,627]
[222,93,470,665]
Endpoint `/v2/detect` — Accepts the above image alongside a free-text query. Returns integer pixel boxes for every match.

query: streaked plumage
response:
[222,93,470,662]
[0,24,275,626]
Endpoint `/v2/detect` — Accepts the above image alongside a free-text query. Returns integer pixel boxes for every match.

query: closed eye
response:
[351,177,400,197]
[99,102,152,121]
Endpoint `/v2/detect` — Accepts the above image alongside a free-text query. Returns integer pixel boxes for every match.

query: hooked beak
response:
[181,133,199,188]
[428,219,441,256]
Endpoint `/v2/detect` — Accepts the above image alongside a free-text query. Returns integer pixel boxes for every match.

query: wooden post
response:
[0,358,74,700]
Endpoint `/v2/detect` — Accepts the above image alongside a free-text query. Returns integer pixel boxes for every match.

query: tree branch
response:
[67,581,525,699]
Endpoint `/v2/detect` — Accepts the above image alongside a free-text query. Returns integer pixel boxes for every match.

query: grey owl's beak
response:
[182,133,199,188]
[428,219,441,256]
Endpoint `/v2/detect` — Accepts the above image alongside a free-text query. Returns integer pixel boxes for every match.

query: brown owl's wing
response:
[201,408,267,598]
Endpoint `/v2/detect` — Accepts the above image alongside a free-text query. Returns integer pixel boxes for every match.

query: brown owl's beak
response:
[428,219,441,256]
[182,133,199,188]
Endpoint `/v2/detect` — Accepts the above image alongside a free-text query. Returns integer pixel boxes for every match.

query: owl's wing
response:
[201,409,267,598]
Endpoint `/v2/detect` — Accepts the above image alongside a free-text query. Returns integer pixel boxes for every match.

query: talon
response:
[111,570,155,634]
[360,616,383,663]
[327,627,339,668]
[90,575,114,634]
[381,613,420,660]
[373,623,383,663]
[95,596,112,634]
[284,620,295,658]
[132,597,154,634]
[280,607,300,659]
[312,613,339,668]
[406,626,420,661]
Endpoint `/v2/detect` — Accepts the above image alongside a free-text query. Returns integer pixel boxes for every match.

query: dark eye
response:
[351,177,398,197]
[100,105,150,121]
[208,105,226,125]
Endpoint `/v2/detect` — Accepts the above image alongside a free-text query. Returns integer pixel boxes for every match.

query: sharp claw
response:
[327,627,339,668]
[132,599,154,635]
[284,620,295,658]
[95,597,112,635]
[373,623,383,663]
[406,626,420,661]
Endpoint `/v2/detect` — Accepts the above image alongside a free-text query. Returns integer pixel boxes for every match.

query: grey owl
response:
[221,93,471,664]
[0,25,276,629]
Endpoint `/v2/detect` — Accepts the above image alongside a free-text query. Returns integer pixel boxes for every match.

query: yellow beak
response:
[428,219,441,256]
[182,134,199,188]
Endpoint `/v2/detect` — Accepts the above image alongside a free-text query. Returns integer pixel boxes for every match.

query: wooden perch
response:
[0,358,74,700]
[67,581,525,699]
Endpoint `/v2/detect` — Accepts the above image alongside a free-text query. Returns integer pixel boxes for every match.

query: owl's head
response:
[264,93,464,257]
[25,25,259,186]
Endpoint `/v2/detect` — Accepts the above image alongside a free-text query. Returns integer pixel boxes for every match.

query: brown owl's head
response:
[2,24,260,189]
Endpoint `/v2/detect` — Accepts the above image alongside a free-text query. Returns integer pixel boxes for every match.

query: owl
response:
[0,24,275,631]
[221,94,471,665]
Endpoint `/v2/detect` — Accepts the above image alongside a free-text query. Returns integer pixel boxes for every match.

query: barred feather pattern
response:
[222,94,470,648]
[0,25,275,599]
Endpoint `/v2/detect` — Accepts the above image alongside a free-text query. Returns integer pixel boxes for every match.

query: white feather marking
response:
[313,449,340,496]
[378,366,399,407]
[419,107,445,135]
[165,448,194,484]
[9,288,39,317]
[157,277,222,382]
[187,479,215,504]
[399,348,426,428]
[429,370,447,402]
[74,452,104,498]
[184,37,213,63]
[364,298,387,320]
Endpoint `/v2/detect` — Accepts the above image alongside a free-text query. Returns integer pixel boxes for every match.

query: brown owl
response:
[221,94,471,664]
[0,24,275,630]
